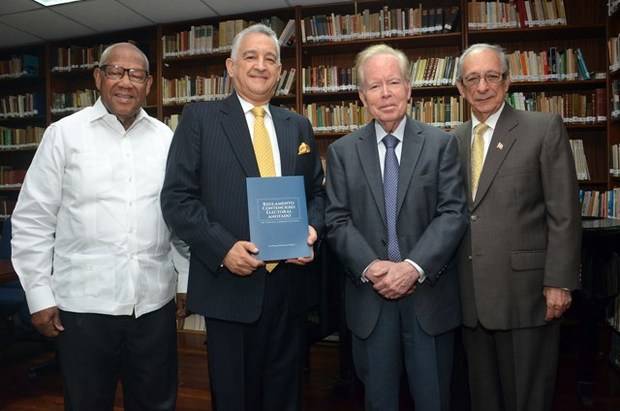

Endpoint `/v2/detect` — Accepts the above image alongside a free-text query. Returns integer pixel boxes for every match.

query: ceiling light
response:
[33,0,83,6]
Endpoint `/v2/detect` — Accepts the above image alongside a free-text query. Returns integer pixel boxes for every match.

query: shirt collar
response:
[471,102,505,132]
[375,116,407,146]
[237,94,272,119]
[88,98,149,128]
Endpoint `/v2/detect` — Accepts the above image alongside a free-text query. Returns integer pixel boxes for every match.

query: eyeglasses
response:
[99,64,150,84]
[461,72,506,88]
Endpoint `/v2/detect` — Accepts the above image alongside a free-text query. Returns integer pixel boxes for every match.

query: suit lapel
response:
[271,105,296,176]
[396,118,423,218]
[473,105,518,210]
[356,122,386,227]
[459,120,474,207]
[220,94,260,177]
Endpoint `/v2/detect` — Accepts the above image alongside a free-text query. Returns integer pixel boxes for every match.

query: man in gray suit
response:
[453,43,581,411]
[325,44,468,411]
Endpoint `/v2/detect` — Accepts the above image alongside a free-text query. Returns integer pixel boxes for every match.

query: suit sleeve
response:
[540,114,581,289]
[405,134,468,283]
[325,143,379,283]
[161,104,237,272]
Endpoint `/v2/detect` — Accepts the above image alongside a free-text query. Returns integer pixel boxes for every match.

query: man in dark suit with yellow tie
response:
[160,24,325,411]
[453,43,581,411]
[325,44,468,411]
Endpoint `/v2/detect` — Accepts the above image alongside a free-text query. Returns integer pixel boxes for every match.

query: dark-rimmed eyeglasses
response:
[461,72,506,88]
[99,64,150,84]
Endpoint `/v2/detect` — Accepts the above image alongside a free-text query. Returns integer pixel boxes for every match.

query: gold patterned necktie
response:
[251,106,276,177]
[471,122,489,200]
[251,106,277,272]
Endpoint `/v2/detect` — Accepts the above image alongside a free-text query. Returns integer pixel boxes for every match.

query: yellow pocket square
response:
[297,142,311,155]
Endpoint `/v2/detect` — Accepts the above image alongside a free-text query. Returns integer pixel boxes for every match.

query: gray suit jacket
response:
[325,117,468,339]
[454,105,581,330]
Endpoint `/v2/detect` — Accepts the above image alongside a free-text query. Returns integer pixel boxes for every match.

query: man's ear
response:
[93,68,103,92]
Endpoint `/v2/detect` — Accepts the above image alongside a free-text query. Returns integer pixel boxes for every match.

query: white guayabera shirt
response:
[11,98,188,318]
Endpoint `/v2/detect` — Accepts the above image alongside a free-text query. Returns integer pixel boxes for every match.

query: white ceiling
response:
[0,0,340,49]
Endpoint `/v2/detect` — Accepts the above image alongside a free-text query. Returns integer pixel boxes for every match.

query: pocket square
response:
[297,142,311,155]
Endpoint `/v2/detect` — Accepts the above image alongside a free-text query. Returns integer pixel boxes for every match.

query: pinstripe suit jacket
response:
[161,93,325,323]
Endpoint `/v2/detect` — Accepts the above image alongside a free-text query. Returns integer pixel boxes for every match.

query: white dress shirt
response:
[237,94,282,176]
[11,98,188,318]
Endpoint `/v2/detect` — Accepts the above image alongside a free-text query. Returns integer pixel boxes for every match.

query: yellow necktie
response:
[471,122,489,199]
[251,106,276,177]
[251,106,278,272]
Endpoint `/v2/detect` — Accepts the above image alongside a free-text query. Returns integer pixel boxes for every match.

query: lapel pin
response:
[496,142,504,150]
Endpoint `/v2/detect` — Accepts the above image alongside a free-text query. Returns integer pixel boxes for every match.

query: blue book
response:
[246,176,310,261]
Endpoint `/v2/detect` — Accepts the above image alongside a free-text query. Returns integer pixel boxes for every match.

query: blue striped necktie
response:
[382,134,401,261]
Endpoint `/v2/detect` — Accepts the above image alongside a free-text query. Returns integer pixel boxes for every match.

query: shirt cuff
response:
[361,260,378,283]
[24,285,57,314]
[177,272,188,293]
[404,259,426,283]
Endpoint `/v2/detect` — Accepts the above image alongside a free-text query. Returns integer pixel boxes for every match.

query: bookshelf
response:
[158,9,297,129]
[0,0,615,332]
[0,45,46,222]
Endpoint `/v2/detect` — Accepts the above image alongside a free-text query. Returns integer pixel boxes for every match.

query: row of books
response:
[164,114,180,131]
[161,69,295,105]
[611,144,620,177]
[163,74,232,105]
[468,0,567,30]
[302,66,357,93]
[408,96,465,129]
[0,126,44,148]
[409,56,459,87]
[162,19,246,57]
[569,139,590,181]
[300,5,460,44]
[0,167,26,187]
[608,35,620,72]
[300,47,591,93]
[303,97,465,133]
[52,44,107,72]
[162,16,295,58]
[506,90,607,124]
[0,94,42,119]
[51,90,99,114]
[0,54,39,79]
[579,189,620,218]
[0,198,16,218]
[303,101,369,134]
[508,48,591,82]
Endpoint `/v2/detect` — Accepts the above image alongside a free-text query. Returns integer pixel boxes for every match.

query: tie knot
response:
[251,106,265,118]
[382,134,399,149]
[474,122,489,136]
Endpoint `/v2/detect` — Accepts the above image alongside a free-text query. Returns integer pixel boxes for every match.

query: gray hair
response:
[456,43,508,81]
[99,42,150,72]
[355,44,410,88]
[230,24,280,63]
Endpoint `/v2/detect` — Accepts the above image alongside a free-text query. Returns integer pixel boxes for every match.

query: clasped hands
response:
[365,259,419,300]
[223,226,317,276]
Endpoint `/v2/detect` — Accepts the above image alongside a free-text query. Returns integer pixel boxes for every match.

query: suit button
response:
[468,255,472,260]
[470,215,478,222]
